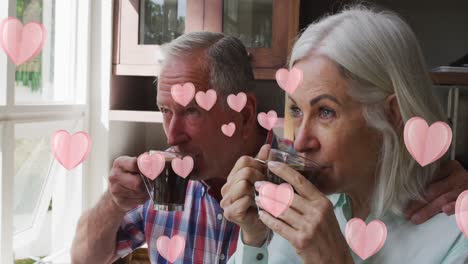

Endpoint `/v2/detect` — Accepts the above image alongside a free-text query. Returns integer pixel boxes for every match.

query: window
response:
[0,0,91,263]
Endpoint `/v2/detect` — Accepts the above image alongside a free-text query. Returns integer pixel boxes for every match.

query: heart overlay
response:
[195,89,217,111]
[227,92,247,112]
[258,182,294,217]
[221,122,236,137]
[156,235,186,263]
[171,83,196,107]
[137,152,165,180]
[275,67,303,94]
[345,218,387,260]
[50,130,91,170]
[171,156,194,178]
[0,17,46,65]
[455,190,468,237]
[257,110,278,131]
[404,117,452,167]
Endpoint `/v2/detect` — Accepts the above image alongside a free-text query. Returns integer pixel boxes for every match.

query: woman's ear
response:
[385,94,403,130]
[239,92,258,139]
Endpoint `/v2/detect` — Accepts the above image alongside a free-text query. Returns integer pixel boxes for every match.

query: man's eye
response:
[289,106,303,118]
[186,107,200,114]
[160,108,170,114]
[319,107,336,119]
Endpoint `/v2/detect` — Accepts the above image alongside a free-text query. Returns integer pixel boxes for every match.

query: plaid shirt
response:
[115,132,289,264]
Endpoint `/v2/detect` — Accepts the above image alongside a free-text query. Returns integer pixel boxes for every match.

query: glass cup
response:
[140,150,191,211]
[258,149,321,186]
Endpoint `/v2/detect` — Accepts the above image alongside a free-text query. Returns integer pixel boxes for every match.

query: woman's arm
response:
[227,232,270,264]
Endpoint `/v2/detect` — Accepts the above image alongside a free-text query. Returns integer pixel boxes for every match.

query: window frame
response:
[0,0,103,262]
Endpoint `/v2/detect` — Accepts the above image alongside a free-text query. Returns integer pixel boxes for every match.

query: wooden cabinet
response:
[204,0,300,79]
[113,0,300,79]
[113,0,204,76]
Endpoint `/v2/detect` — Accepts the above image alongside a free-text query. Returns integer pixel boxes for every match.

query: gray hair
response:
[290,6,447,218]
[159,32,254,104]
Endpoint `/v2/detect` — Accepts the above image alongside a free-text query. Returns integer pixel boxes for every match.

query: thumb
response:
[256,144,271,161]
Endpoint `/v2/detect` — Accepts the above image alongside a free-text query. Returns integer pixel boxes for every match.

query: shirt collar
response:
[327,193,347,208]
[200,179,225,202]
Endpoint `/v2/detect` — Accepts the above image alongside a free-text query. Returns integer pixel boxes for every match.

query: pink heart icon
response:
[171,156,194,178]
[0,17,46,66]
[258,182,294,217]
[257,110,278,131]
[455,190,468,237]
[221,122,236,137]
[195,89,217,111]
[275,67,303,94]
[404,117,452,167]
[156,234,186,263]
[345,218,387,260]
[50,130,91,171]
[227,92,247,112]
[137,152,165,180]
[171,83,195,107]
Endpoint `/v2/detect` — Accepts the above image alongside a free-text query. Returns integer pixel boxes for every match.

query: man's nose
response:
[166,116,190,146]
[293,120,320,153]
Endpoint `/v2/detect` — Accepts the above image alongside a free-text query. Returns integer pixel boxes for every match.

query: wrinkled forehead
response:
[290,55,350,103]
[156,55,211,104]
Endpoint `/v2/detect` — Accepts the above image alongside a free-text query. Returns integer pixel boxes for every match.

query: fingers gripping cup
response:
[139,150,191,211]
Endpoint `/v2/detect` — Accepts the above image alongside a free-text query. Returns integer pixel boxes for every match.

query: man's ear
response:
[239,92,258,139]
[385,94,403,130]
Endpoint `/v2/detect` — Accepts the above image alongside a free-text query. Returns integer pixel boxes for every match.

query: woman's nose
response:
[293,121,320,153]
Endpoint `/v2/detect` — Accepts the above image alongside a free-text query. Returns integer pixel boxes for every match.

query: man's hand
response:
[220,144,270,247]
[108,156,150,212]
[405,160,468,224]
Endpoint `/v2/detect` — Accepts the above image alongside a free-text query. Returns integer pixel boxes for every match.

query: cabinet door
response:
[113,0,204,76]
[204,0,300,79]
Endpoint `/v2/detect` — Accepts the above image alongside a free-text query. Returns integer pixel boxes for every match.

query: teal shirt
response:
[228,193,468,263]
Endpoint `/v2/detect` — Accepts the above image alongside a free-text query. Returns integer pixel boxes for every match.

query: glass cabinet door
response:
[139,0,187,45]
[114,0,203,76]
[222,0,272,48]
[204,0,298,79]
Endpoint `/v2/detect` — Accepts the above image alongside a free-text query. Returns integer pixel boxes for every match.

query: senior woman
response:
[221,7,468,264]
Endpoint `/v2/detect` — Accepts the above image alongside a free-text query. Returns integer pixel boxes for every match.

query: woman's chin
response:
[314,179,337,195]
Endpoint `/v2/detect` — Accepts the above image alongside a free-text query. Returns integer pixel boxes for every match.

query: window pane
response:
[0,0,8,105]
[13,119,83,233]
[13,119,83,260]
[139,0,186,45]
[15,0,85,105]
[223,0,273,48]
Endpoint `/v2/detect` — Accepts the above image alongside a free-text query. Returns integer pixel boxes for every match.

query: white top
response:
[228,193,468,264]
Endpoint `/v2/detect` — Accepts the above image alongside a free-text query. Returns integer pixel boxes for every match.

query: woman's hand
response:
[220,144,271,247]
[405,160,468,224]
[256,161,354,264]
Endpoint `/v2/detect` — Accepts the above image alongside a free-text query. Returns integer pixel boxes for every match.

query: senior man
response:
[71,31,468,264]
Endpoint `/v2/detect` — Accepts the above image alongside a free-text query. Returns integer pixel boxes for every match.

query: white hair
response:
[159,32,254,103]
[289,6,447,218]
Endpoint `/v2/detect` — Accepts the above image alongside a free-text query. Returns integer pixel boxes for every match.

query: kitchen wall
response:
[299,0,468,166]
[300,0,468,68]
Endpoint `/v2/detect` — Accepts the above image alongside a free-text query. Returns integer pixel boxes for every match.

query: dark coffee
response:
[267,164,319,186]
[151,159,190,211]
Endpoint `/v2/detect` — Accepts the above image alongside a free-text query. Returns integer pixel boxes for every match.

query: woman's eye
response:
[289,106,303,118]
[319,107,336,119]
